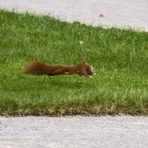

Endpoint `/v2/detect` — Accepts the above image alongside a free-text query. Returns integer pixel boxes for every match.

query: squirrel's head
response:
[80,60,95,78]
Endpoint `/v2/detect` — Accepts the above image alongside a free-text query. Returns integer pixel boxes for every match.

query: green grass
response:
[0,10,148,116]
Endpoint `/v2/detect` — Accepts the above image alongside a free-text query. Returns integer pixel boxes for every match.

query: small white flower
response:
[79,40,84,45]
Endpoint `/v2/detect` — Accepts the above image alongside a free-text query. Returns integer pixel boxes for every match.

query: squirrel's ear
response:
[82,59,88,65]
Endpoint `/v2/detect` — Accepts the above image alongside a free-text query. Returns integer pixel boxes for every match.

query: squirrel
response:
[22,60,95,78]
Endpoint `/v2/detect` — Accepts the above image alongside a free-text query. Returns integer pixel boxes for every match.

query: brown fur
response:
[22,60,94,78]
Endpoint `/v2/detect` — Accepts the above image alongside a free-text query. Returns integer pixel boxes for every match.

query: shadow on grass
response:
[49,78,89,89]
[1,74,90,91]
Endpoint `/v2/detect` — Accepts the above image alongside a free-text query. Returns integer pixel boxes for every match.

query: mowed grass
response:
[0,10,148,116]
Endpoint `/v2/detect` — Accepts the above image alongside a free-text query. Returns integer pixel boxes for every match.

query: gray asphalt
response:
[0,0,148,31]
[0,116,148,148]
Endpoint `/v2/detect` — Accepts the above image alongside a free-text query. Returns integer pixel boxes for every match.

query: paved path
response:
[0,116,148,148]
[0,0,148,31]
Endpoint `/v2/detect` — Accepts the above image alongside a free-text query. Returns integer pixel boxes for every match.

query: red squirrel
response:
[22,60,95,78]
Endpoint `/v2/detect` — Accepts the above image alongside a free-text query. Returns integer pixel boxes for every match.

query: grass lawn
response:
[0,10,148,116]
